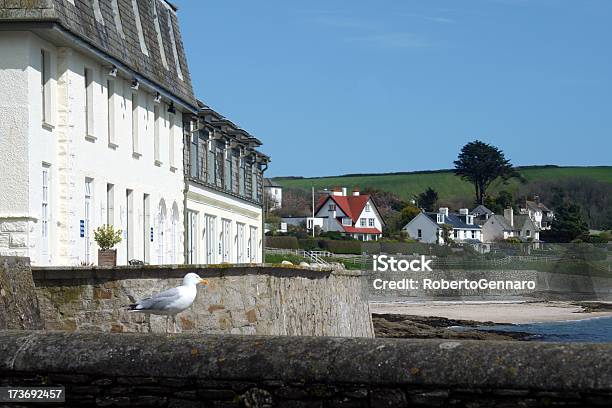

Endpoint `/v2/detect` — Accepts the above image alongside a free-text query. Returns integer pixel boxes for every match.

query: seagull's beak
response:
[199,279,209,286]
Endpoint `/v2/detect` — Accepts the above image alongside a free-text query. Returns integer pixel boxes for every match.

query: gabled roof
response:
[0,0,197,108]
[424,213,481,230]
[315,194,385,225]
[514,215,540,232]
[471,205,493,217]
[525,200,552,213]
[485,214,514,231]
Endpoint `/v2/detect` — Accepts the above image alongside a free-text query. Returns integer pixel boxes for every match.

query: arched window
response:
[170,202,179,264]
[157,199,167,264]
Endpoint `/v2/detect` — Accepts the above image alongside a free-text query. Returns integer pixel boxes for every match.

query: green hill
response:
[273,166,612,202]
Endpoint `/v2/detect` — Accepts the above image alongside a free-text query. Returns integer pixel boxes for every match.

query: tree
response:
[398,204,421,228]
[416,187,439,212]
[453,140,521,205]
[541,203,588,243]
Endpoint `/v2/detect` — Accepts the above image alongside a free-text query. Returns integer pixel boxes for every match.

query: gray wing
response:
[131,287,181,311]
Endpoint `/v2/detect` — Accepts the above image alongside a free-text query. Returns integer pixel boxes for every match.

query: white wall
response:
[0,32,185,266]
[186,182,263,264]
[404,214,440,244]
[354,199,383,231]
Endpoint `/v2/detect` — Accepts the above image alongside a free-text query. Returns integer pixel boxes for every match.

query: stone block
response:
[5,0,19,8]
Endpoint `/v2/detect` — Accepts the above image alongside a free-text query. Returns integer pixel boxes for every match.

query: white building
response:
[0,1,267,266]
[520,196,554,230]
[184,105,267,264]
[313,188,384,241]
[403,208,482,245]
[264,179,283,210]
[481,208,540,243]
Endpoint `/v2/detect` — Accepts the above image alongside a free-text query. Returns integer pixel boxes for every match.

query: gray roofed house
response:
[481,208,540,243]
[471,205,494,221]
[0,0,197,109]
[403,208,482,245]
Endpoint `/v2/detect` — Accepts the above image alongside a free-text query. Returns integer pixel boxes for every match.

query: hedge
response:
[320,240,363,255]
[266,236,299,250]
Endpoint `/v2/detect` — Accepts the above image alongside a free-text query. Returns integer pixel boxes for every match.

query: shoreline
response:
[369,300,612,324]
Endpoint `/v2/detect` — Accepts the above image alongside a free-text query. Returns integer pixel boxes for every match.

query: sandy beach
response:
[370,301,612,324]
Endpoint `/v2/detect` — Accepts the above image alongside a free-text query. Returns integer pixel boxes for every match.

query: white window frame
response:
[131,91,140,156]
[107,79,117,147]
[365,203,371,212]
[84,178,93,264]
[368,218,374,227]
[41,164,50,263]
[84,67,95,139]
[41,49,54,127]
[154,104,162,165]
[360,218,366,227]
[342,217,352,226]
[328,204,336,211]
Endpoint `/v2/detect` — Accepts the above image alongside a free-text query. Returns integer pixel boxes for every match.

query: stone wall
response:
[31,263,374,337]
[0,257,43,330]
[1,331,611,407]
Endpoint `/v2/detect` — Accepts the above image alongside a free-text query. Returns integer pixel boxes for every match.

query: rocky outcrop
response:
[373,313,530,341]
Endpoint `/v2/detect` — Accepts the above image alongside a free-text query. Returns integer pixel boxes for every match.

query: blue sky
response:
[175,0,612,177]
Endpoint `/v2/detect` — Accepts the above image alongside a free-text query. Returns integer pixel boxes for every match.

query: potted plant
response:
[94,224,122,267]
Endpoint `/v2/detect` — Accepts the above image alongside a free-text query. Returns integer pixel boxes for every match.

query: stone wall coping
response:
[0,331,610,391]
[30,263,367,281]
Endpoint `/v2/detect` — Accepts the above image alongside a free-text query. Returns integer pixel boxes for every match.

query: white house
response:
[0,1,268,266]
[313,188,384,241]
[184,104,267,264]
[520,197,554,230]
[403,208,482,245]
[264,179,283,210]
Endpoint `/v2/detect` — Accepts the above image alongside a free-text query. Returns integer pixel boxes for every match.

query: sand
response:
[370,301,612,324]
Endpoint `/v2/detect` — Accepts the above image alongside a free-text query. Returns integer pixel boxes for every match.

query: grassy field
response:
[274,166,612,201]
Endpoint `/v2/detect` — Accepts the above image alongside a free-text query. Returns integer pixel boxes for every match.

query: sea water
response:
[476,316,612,343]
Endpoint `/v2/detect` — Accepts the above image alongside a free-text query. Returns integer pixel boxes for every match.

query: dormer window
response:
[437,214,444,224]
[466,215,474,225]
[342,217,352,226]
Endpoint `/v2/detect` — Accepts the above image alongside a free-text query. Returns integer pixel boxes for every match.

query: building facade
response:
[403,208,482,245]
[183,104,267,264]
[313,188,384,241]
[0,1,267,266]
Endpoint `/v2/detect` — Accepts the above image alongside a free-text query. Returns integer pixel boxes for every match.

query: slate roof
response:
[471,205,493,217]
[424,213,481,230]
[0,0,196,108]
[264,178,282,188]
[514,214,540,232]
[485,214,514,231]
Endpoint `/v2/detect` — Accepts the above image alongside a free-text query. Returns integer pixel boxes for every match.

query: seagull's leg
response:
[173,315,177,334]
[165,316,169,334]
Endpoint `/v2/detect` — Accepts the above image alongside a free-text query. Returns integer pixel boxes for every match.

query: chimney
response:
[504,208,514,227]
[332,187,342,196]
[342,187,347,196]
[459,208,469,215]
[353,187,360,196]
[439,207,449,216]
[534,195,540,205]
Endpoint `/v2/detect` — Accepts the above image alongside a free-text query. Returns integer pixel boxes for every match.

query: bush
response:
[265,236,299,249]
[298,238,321,251]
[94,225,122,250]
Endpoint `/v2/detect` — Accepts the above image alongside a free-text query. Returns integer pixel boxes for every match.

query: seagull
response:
[128,273,209,333]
